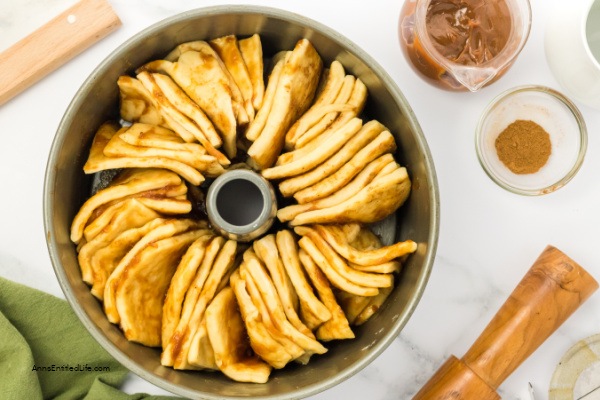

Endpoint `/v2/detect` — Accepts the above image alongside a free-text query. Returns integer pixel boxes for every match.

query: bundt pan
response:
[43,6,439,399]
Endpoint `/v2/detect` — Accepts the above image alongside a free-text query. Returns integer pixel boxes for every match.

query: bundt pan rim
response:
[43,5,440,399]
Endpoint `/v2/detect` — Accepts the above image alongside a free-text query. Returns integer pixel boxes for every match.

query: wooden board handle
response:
[413,245,598,399]
[0,0,121,106]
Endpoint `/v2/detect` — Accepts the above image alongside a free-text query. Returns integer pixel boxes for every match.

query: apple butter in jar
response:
[399,0,531,91]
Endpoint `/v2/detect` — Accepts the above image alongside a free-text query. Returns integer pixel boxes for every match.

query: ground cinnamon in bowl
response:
[476,85,586,195]
[494,119,552,174]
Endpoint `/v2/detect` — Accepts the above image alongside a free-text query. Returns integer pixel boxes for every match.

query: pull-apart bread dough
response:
[246,39,323,170]
[69,34,418,384]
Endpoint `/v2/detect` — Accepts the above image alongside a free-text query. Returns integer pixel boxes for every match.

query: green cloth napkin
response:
[0,276,178,400]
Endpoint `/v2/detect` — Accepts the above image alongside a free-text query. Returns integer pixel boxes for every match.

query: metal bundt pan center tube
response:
[43,5,440,399]
[207,169,277,242]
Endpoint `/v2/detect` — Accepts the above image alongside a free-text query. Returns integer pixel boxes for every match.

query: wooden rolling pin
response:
[413,245,598,400]
[0,0,121,106]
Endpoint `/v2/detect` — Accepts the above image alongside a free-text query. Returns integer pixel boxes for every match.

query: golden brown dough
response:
[298,249,354,341]
[247,39,322,170]
[70,166,183,244]
[238,34,265,110]
[116,229,206,347]
[162,235,214,349]
[230,270,294,369]
[77,199,159,285]
[206,286,272,383]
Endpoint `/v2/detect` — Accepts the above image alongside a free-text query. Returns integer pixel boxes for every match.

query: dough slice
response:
[82,171,183,232]
[347,227,404,273]
[120,75,196,143]
[136,71,231,163]
[104,127,225,176]
[295,227,393,289]
[82,122,205,186]
[171,240,237,370]
[87,179,189,221]
[231,270,294,369]
[335,266,397,327]
[313,224,416,266]
[291,167,411,226]
[187,251,240,369]
[245,52,289,142]
[312,61,347,106]
[293,74,356,149]
[242,254,328,358]
[151,72,222,147]
[190,316,218,370]
[247,39,322,170]
[181,51,240,158]
[89,218,167,300]
[117,75,165,126]
[283,77,367,159]
[78,199,160,285]
[187,253,239,370]
[277,155,396,222]
[81,202,120,244]
[298,249,354,341]
[278,120,386,196]
[146,48,242,158]
[252,235,300,328]
[162,235,213,349]
[293,130,397,204]
[116,229,206,346]
[206,286,272,383]
[119,123,206,154]
[245,247,312,339]
[163,41,249,127]
[210,35,255,121]
[341,223,363,242]
[135,71,210,144]
[353,284,395,326]
[334,290,371,325]
[82,197,153,243]
[135,196,192,215]
[275,230,331,330]
[261,118,363,180]
[103,128,213,174]
[284,60,346,149]
[298,236,378,297]
[104,218,205,324]
[70,165,182,243]
[350,225,382,249]
[238,34,264,111]
[350,261,402,274]
[134,68,230,165]
[161,236,224,367]
[239,264,306,361]
[118,72,230,165]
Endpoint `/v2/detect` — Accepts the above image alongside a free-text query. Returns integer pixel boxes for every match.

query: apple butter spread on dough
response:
[426,0,512,65]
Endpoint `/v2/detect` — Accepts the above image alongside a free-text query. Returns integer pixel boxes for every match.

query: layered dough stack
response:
[83,122,225,186]
[70,34,416,383]
[264,60,411,226]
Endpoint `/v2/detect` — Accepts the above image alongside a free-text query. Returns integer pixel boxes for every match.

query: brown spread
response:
[426,0,512,65]
[399,0,516,90]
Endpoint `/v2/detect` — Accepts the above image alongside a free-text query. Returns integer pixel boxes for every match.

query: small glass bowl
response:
[476,85,587,195]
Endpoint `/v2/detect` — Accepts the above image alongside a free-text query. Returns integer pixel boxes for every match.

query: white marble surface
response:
[1,0,599,399]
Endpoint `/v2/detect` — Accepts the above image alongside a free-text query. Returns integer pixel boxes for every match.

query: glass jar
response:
[399,0,532,91]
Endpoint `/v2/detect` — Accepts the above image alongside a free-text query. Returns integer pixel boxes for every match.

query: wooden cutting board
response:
[0,0,121,106]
